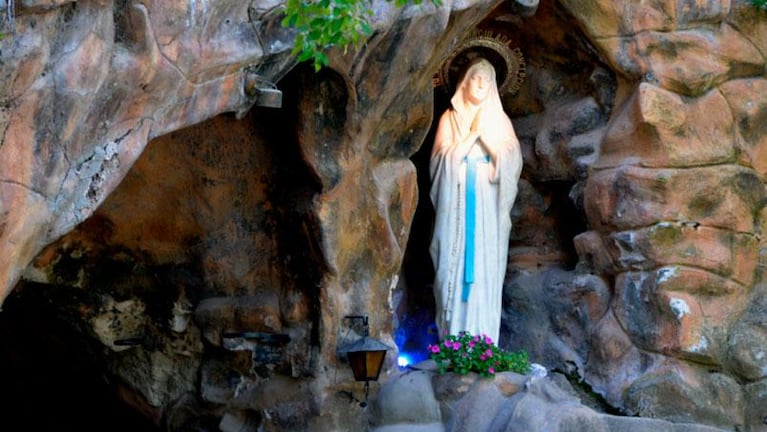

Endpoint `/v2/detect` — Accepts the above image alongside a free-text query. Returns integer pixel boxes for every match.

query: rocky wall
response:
[3,0,767,431]
[573,1,767,429]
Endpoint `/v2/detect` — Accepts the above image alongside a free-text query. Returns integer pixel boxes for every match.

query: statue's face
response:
[465,69,492,104]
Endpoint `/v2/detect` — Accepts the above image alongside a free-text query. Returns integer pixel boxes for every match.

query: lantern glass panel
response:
[348,350,386,381]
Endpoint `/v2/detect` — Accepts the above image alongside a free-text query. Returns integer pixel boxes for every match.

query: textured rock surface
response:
[501,1,767,431]
[3,0,767,431]
[371,366,729,432]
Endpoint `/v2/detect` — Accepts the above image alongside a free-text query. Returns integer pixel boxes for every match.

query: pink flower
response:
[488,367,495,374]
[444,340,452,349]
[480,353,488,361]
[468,340,476,348]
[484,336,493,345]
[429,344,440,354]
[452,342,462,351]
[473,335,481,342]
[485,349,493,358]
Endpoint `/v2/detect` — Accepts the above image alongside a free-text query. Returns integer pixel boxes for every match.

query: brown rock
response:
[598,83,735,169]
[495,373,524,396]
[624,365,744,428]
[573,230,619,275]
[194,294,283,347]
[585,164,764,233]
[720,78,767,181]
[727,2,767,50]
[604,223,758,285]
[614,266,749,362]
[726,285,767,381]
[558,0,676,39]
[676,0,731,28]
[633,23,762,96]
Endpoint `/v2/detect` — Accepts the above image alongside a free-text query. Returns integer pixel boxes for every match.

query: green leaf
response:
[297,50,314,62]
[330,16,344,32]
[283,0,441,71]
[316,51,329,66]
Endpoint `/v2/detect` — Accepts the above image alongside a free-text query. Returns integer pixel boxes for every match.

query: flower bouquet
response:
[428,331,530,377]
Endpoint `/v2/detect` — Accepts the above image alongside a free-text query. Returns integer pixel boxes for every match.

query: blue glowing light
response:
[394,309,440,369]
[397,354,411,368]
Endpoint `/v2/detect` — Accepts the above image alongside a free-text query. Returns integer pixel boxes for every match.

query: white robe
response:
[429,98,522,344]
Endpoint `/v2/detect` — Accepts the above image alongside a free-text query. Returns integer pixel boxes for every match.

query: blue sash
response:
[461,154,490,302]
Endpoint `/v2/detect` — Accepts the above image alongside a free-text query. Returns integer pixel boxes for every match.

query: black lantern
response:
[338,315,392,406]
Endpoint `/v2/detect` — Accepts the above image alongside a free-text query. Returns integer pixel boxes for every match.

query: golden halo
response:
[436,30,526,96]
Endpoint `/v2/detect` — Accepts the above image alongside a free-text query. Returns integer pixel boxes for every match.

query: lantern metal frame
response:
[337,315,392,407]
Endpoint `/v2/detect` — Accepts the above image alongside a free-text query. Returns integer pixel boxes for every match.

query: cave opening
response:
[0,283,162,432]
[0,64,324,430]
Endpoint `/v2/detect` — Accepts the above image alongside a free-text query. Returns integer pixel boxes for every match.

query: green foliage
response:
[428,331,531,377]
[750,0,767,11]
[281,0,442,71]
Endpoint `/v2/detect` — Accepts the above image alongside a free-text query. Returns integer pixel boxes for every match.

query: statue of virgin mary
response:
[429,57,523,344]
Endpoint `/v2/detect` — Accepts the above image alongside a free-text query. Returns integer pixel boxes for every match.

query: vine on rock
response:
[281,0,441,71]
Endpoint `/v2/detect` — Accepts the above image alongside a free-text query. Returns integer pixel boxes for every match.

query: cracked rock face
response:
[3,0,767,431]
